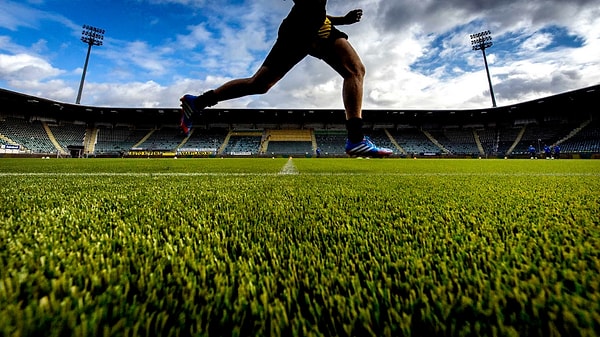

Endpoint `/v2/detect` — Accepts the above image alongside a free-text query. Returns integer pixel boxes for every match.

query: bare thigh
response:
[317,38,365,79]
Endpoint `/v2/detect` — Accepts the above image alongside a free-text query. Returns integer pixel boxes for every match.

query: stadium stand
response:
[427,128,481,155]
[390,128,441,155]
[559,119,600,154]
[221,132,262,155]
[365,129,400,155]
[314,130,347,155]
[511,122,578,155]
[263,129,315,156]
[266,141,313,155]
[94,126,150,155]
[179,128,228,155]
[477,128,500,156]
[0,117,57,153]
[1,85,598,158]
[48,122,86,153]
[497,127,523,156]
[136,127,181,151]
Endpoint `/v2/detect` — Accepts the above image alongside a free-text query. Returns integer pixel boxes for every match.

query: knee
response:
[248,77,274,95]
[253,82,272,95]
[356,62,366,79]
[346,61,366,81]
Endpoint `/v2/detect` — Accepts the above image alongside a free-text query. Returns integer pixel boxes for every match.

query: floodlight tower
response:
[470,30,497,107]
[76,25,105,104]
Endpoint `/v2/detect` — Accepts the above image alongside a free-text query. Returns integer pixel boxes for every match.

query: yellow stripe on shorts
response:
[318,17,332,39]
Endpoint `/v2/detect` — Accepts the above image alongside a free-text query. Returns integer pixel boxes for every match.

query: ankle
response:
[346,117,364,143]
[194,90,218,109]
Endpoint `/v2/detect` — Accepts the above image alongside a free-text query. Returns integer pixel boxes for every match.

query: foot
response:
[179,94,198,136]
[345,137,393,158]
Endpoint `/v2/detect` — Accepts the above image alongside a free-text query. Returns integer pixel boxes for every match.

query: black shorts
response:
[261,27,349,74]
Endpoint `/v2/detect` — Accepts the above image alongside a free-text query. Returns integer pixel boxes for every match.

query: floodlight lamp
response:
[469,29,497,107]
[76,23,105,104]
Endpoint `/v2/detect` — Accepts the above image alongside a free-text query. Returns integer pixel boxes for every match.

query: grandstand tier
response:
[1,85,599,158]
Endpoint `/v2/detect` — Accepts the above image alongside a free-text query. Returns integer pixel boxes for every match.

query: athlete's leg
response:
[318,37,366,143]
[320,38,366,120]
[186,65,287,112]
[318,38,392,157]
[190,37,307,110]
[211,65,286,102]
[179,37,306,135]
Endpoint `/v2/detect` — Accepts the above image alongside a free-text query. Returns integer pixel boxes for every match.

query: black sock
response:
[346,117,364,143]
[194,90,218,109]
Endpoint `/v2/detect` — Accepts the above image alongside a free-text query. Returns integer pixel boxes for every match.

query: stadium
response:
[3,0,600,333]
[1,82,599,336]
[5,0,600,332]
[1,84,599,159]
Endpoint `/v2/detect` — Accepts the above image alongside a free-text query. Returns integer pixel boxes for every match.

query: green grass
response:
[0,158,599,336]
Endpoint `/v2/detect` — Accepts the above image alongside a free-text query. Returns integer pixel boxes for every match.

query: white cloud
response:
[176,23,212,49]
[0,0,78,31]
[79,81,167,107]
[0,0,599,111]
[0,1,39,31]
[0,53,63,80]
[521,32,553,52]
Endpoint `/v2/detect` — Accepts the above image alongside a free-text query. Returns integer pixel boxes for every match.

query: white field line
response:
[279,158,299,175]
[0,172,598,177]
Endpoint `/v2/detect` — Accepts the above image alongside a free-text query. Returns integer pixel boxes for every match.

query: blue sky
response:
[0,0,599,110]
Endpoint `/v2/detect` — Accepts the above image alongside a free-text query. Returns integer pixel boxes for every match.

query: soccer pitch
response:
[1,158,599,336]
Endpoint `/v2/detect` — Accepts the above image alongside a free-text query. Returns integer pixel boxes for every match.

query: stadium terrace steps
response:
[557,119,592,145]
[422,129,450,154]
[427,129,481,155]
[137,128,182,151]
[559,119,600,153]
[48,123,87,155]
[217,130,263,155]
[218,132,232,155]
[476,128,497,155]
[84,127,99,154]
[94,127,149,155]
[389,128,440,155]
[310,131,318,154]
[384,129,406,155]
[511,123,576,155]
[42,122,68,155]
[176,128,194,149]
[506,125,527,155]
[223,136,262,155]
[181,129,227,152]
[132,129,155,149]
[473,130,485,155]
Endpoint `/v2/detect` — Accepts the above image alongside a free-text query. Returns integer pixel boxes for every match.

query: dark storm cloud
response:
[376,0,599,34]
[494,69,583,102]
